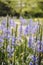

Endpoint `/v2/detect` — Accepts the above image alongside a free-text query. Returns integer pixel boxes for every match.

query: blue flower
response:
[25,20,33,34]
[19,24,22,36]
[37,46,43,53]
[21,19,39,35]
[1,20,6,29]
[24,25,29,35]
[28,20,39,34]
[29,19,33,25]
[37,40,41,45]
[32,22,39,34]
[37,49,42,52]
[7,45,14,53]
[29,62,33,65]
[20,16,27,24]
[28,35,33,47]
[30,55,38,65]
[3,28,11,35]
[4,35,11,40]
[36,40,43,53]
[32,55,37,62]
[11,37,16,46]
[0,25,4,32]
[0,38,3,43]
[0,36,4,43]
[0,36,4,48]
[9,18,16,28]
[1,20,6,26]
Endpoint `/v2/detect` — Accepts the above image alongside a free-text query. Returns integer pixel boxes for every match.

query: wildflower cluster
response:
[0,16,43,65]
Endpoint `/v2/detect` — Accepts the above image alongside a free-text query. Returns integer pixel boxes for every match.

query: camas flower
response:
[0,25,3,30]
[7,45,14,53]
[29,19,33,25]
[0,35,4,43]
[37,40,41,45]
[24,25,29,35]
[3,28,11,34]
[11,36,16,46]
[29,55,38,65]
[4,34,11,40]
[37,45,43,53]
[36,40,43,53]
[19,24,22,36]
[28,35,33,48]
[32,55,37,62]
[0,35,4,48]
[0,38,3,43]
[1,20,6,26]
[32,22,39,34]
[20,16,27,24]
[9,18,16,28]
[29,62,33,65]
[20,19,39,35]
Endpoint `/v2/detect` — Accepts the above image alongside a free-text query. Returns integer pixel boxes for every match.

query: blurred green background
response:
[0,0,43,18]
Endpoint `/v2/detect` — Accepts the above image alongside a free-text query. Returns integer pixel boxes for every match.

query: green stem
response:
[13,24,18,65]
[24,37,27,64]
[5,15,9,64]
[38,25,42,65]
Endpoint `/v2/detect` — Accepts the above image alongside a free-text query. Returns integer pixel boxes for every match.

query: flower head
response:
[20,16,27,24]
[32,55,37,62]
[9,18,16,28]
[29,62,33,65]
[3,28,11,35]
[7,45,14,53]
[28,35,33,47]
[24,25,29,35]
[11,36,16,46]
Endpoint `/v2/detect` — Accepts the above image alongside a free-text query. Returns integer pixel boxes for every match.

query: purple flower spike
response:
[24,25,29,35]
[7,45,14,53]
[9,18,16,28]
[2,20,6,26]
[20,16,27,24]
[0,25,3,31]
[1,20,6,29]
[12,37,16,45]
[0,38,3,43]
[3,28,11,35]
[28,35,33,48]
[37,40,41,45]
[32,22,39,34]
[29,62,33,65]
[32,55,37,62]
[4,34,11,40]
[37,47,43,53]
[0,36,4,43]
[19,24,22,36]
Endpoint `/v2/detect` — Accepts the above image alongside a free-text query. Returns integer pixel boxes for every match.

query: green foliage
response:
[0,0,43,17]
[0,51,8,65]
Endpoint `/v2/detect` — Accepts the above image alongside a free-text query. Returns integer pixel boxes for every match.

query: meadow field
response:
[0,16,43,65]
[0,0,43,65]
